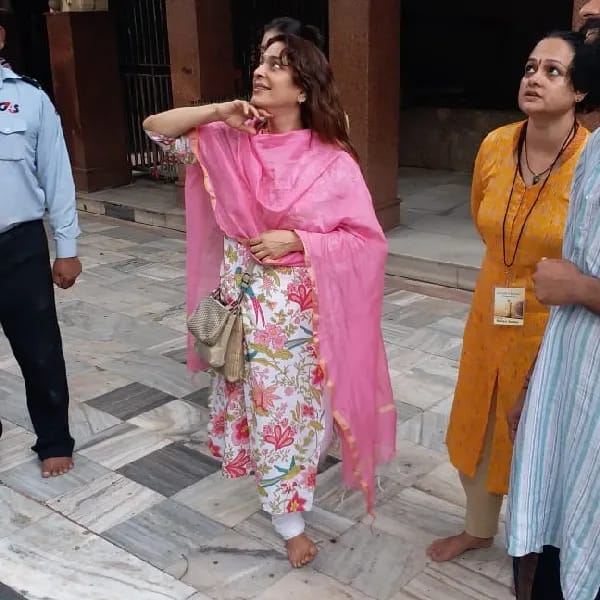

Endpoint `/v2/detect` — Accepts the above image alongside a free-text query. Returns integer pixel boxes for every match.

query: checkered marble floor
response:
[0,214,512,600]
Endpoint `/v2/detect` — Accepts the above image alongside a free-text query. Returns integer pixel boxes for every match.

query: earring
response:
[298,95,306,104]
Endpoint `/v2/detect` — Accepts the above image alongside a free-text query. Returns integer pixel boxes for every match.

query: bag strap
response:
[234,260,257,305]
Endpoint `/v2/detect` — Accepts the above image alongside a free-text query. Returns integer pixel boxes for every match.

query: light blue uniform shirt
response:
[0,65,79,257]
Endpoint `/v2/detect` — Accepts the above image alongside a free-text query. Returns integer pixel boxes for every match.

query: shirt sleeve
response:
[36,92,80,258]
[145,131,196,164]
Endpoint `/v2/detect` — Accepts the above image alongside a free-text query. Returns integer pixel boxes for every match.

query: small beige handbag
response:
[187,267,254,383]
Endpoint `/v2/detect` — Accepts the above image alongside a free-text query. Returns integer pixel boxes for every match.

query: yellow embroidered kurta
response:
[446,121,588,494]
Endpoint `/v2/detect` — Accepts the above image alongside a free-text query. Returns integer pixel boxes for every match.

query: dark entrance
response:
[232,0,328,96]
[112,0,174,177]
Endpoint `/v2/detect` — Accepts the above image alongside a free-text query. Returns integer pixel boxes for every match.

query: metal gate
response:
[232,0,328,96]
[113,0,174,177]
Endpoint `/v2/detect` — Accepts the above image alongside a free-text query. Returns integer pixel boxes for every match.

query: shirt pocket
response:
[0,117,27,160]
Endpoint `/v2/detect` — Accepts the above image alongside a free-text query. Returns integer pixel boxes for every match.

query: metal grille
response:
[113,0,174,176]
[232,0,328,96]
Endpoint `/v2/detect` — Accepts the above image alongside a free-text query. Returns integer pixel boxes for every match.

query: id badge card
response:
[493,287,525,326]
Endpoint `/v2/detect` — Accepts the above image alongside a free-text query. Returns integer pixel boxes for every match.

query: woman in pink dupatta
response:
[144,34,395,568]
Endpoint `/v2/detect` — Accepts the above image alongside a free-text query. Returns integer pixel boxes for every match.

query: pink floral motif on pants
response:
[207,239,326,514]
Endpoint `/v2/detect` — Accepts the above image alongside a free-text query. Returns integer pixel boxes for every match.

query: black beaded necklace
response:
[502,120,577,270]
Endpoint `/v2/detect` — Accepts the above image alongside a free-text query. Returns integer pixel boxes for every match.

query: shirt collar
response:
[0,63,21,89]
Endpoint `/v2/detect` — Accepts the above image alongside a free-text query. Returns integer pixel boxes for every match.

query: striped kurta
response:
[507,129,600,600]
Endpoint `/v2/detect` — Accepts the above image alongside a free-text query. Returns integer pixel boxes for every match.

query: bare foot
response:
[426,531,493,562]
[41,457,74,478]
[286,533,318,568]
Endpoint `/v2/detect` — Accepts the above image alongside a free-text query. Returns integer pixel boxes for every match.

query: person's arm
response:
[36,93,79,259]
[574,274,600,315]
[143,101,270,138]
[533,258,600,315]
[143,104,220,138]
[507,356,538,442]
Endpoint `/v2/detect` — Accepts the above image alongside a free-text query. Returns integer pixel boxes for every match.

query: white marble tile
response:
[145,335,188,356]
[167,529,289,599]
[377,441,445,486]
[396,413,423,446]
[66,368,134,403]
[414,461,465,509]
[456,537,514,590]
[427,316,466,338]
[312,524,429,600]
[78,424,171,469]
[256,568,375,600]
[397,327,463,362]
[57,300,181,351]
[236,506,356,553]
[0,427,36,473]
[371,487,464,540]
[78,234,139,252]
[129,399,209,442]
[174,472,260,527]
[383,290,426,308]
[70,402,122,449]
[402,562,513,600]
[388,347,435,371]
[137,263,186,281]
[0,485,51,541]
[156,311,188,333]
[95,351,198,398]
[0,514,196,600]
[78,248,136,268]
[392,355,458,411]
[420,407,452,453]
[313,463,404,522]
[0,455,111,502]
[48,472,164,533]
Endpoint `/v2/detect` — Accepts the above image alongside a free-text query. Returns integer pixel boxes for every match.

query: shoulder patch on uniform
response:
[20,75,42,89]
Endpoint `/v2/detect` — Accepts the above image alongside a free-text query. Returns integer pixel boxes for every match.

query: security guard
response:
[0,20,80,478]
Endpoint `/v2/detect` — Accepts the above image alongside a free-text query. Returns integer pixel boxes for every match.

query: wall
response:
[398,108,521,172]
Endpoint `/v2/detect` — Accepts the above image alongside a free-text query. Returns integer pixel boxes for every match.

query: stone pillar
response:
[328,0,401,230]
[46,11,131,191]
[573,0,587,29]
[165,0,235,206]
[573,0,600,130]
[165,0,235,108]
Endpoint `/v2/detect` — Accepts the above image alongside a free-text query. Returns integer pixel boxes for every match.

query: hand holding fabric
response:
[243,230,304,263]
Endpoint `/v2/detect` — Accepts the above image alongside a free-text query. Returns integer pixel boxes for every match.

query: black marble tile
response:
[104,204,135,222]
[102,498,226,570]
[0,583,27,599]
[182,387,210,408]
[317,454,341,474]
[86,383,175,420]
[164,347,187,365]
[117,442,220,497]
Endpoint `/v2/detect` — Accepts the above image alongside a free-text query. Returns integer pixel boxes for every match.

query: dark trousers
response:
[0,220,74,459]
[515,547,600,600]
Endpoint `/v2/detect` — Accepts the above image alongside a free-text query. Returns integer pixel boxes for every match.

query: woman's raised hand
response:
[215,101,272,134]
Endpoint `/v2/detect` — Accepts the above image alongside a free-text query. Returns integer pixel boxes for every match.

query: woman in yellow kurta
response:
[427,30,594,562]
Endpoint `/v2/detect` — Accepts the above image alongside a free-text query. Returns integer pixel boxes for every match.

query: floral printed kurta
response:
[207,238,326,514]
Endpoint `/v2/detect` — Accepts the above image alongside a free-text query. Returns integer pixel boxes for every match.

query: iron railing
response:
[113,0,174,177]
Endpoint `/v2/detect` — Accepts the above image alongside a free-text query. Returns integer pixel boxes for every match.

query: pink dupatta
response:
[185,122,396,512]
